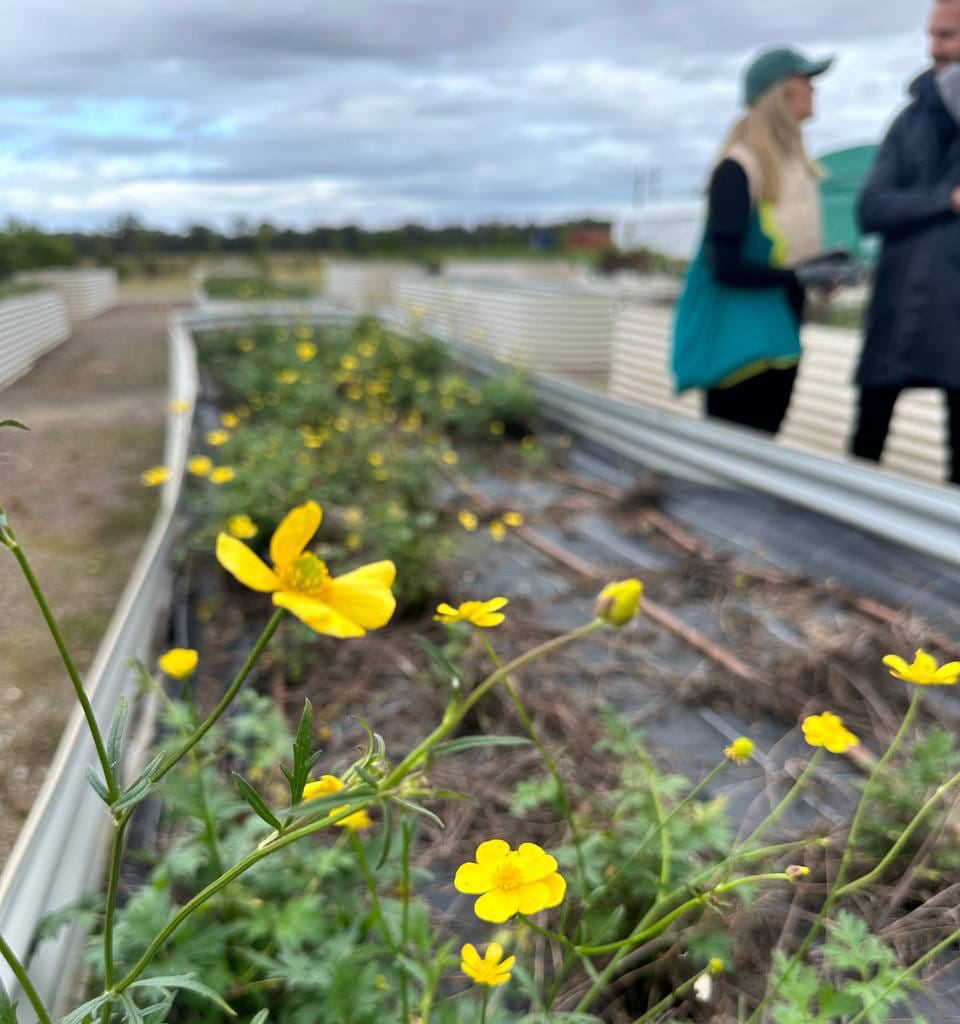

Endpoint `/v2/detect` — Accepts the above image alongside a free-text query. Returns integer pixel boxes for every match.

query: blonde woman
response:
[672,48,843,434]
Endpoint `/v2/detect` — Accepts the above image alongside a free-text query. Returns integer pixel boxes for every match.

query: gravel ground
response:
[0,299,182,862]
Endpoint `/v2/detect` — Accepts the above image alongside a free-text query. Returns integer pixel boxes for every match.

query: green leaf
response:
[433,735,532,757]
[128,974,235,1016]
[288,699,314,803]
[375,801,394,870]
[85,764,111,803]
[120,992,145,1024]
[0,978,19,1024]
[415,636,462,692]
[112,772,154,813]
[0,420,29,431]
[233,773,283,831]
[61,993,112,1024]
[390,796,445,831]
[352,764,379,788]
[108,695,129,776]
[250,1013,269,1024]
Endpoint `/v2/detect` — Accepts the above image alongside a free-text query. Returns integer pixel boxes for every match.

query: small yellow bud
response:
[708,958,725,975]
[595,579,644,627]
[158,648,198,680]
[786,865,810,882]
[724,737,754,765]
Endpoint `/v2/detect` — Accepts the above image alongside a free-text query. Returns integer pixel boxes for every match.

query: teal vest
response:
[671,209,801,393]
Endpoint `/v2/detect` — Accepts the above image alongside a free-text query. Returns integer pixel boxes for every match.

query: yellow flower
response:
[215,501,396,638]
[489,420,506,436]
[346,533,363,552]
[142,466,171,487]
[187,455,213,477]
[503,512,525,528]
[358,342,376,358]
[595,579,644,627]
[303,775,372,830]
[883,649,960,686]
[368,451,385,467]
[210,466,236,485]
[441,450,460,466]
[158,648,198,680]
[169,399,190,414]
[221,412,240,429]
[454,840,566,923]
[277,369,301,385]
[436,598,508,628]
[724,737,754,765]
[227,515,258,540]
[347,384,364,401]
[708,958,725,975]
[334,416,350,433]
[344,507,364,527]
[489,520,507,542]
[458,510,479,532]
[521,435,537,450]
[373,469,389,482]
[237,337,255,352]
[786,865,811,882]
[340,354,359,370]
[206,430,230,447]
[802,712,860,754]
[460,943,515,987]
[296,342,318,361]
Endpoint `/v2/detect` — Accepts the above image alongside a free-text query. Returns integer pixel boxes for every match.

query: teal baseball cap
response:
[744,48,834,106]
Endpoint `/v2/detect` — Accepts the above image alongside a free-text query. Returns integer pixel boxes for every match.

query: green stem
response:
[114,801,367,993]
[640,753,671,899]
[6,539,118,799]
[0,931,54,1024]
[400,819,413,1024]
[739,750,823,852]
[632,967,708,1024]
[101,812,132,1001]
[152,609,284,783]
[480,635,588,889]
[380,620,603,791]
[351,833,396,949]
[479,986,489,1024]
[745,692,922,1024]
[520,915,576,950]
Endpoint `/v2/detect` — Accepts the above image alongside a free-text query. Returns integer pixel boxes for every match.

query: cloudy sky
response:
[0,1,936,231]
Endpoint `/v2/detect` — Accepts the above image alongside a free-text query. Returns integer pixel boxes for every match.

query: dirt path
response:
[0,300,183,862]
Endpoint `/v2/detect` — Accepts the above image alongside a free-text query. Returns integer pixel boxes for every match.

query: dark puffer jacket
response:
[856,70,960,389]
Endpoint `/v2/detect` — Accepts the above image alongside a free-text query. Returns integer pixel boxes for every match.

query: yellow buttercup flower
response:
[724,737,754,765]
[489,520,507,542]
[277,370,301,385]
[340,354,359,371]
[435,598,508,628]
[142,466,171,487]
[709,958,725,975]
[237,337,255,352]
[454,840,566,923]
[521,435,537,450]
[158,648,198,680]
[346,533,363,552]
[221,412,240,429]
[441,450,460,466]
[489,420,506,436]
[367,451,385,467]
[187,455,213,477]
[461,943,515,987]
[296,342,318,361]
[346,384,364,401]
[215,501,396,638]
[802,712,859,754]
[210,467,236,485]
[169,399,190,414]
[503,512,525,528]
[883,649,960,686]
[227,515,258,540]
[344,507,364,527]
[458,510,479,532]
[206,430,230,447]
[303,775,372,830]
[595,579,644,627]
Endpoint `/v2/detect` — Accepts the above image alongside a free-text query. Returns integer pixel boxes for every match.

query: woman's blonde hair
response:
[718,80,822,203]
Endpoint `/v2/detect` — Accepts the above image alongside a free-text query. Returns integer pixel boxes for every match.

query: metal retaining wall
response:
[16,270,117,322]
[324,260,424,311]
[0,292,70,393]
[0,316,197,1021]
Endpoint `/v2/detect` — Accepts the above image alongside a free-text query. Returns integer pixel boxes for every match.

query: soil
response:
[0,299,184,863]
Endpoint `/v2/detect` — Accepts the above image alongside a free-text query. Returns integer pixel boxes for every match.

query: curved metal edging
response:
[0,315,198,1020]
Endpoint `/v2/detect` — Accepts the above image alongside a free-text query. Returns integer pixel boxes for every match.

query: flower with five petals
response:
[883,649,960,686]
[454,840,566,923]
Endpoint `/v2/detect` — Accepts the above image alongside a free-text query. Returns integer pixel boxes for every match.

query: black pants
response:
[705,366,799,436]
[852,388,960,485]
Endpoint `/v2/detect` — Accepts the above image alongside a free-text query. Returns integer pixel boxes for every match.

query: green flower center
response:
[492,861,525,891]
[280,553,332,597]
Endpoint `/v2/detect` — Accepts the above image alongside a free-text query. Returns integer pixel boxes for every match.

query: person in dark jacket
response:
[852,0,960,485]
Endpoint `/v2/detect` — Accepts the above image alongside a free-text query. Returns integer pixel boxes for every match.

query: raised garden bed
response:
[0,288,70,391]
[202,276,313,302]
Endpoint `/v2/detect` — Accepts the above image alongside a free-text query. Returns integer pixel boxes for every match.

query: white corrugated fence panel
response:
[324,260,424,310]
[17,270,117,321]
[0,292,70,391]
[608,300,951,487]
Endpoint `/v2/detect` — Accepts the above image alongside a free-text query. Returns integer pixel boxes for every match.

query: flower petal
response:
[484,942,504,963]
[475,889,520,923]
[517,881,551,915]
[273,592,366,638]
[487,973,511,986]
[542,871,567,908]
[461,944,482,968]
[216,533,280,592]
[483,598,509,613]
[497,956,517,973]
[915,650,938,676]
[326,561,398,629]
[454,863,494,895]
[935,662,960,683]
[476,839,511,866]
[270,501,322,569]
[882,654,910,678]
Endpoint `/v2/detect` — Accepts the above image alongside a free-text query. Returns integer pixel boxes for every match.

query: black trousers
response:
[852,387,960,485]
[705,366,799,436]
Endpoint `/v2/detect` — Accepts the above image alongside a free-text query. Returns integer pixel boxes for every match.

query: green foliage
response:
[769,912,926,1024]
[203,276,312,300]
[0,220,75,280]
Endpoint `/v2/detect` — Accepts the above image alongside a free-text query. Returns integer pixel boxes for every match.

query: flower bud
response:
[786,865,810,882]
[595,579,644,626]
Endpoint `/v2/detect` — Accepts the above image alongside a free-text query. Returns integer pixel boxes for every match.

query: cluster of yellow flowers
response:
[457,509,525,541]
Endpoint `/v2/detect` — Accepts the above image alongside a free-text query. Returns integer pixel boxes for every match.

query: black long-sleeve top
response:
[706,159,805,321]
